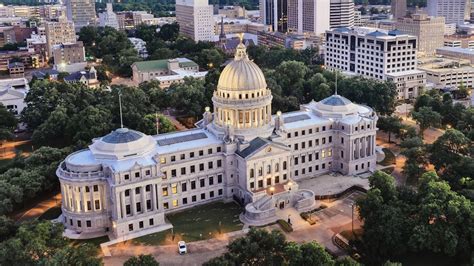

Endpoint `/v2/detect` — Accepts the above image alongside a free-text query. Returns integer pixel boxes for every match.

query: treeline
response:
[356,171,474,265]
[0,218,101,265]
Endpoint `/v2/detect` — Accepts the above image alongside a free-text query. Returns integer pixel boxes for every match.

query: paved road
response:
[15,193,61,222]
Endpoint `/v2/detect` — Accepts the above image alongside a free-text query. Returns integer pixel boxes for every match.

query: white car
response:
[178,241,187,254]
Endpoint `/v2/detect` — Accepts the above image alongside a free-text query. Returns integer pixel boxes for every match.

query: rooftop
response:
[133,58,198,72]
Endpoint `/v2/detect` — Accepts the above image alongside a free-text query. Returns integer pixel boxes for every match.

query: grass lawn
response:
[133,201,243,246]
[69,236,110,249]
[39,206,62,220]
[378,148,396,166]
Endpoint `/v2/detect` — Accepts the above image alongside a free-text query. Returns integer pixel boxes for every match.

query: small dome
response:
[217,42,267,91]
[102,128,143,143]
[89,128,156,160]
[320,95,352,106]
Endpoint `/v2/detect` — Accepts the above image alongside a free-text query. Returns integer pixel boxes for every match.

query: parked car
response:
[178,241,187,254]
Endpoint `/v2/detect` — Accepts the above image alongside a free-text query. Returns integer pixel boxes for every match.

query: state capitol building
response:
[57,41,378,239]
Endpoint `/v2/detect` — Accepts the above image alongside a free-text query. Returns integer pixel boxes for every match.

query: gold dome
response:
[217,42,267,91]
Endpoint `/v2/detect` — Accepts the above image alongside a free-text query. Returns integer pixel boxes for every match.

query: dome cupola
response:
[210,35,273,141]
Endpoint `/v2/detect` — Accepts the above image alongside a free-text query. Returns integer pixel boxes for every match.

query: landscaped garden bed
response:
[300,204,328,225]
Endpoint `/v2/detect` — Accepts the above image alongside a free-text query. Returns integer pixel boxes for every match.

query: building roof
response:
[8,62,24,68]
[133,58,198,72]
[64,70,95,81]
[320,94,352,106]
[236,137,269,158]
[102,128,144,144]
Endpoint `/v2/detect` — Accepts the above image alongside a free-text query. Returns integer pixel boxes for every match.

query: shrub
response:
[277,219,293,232]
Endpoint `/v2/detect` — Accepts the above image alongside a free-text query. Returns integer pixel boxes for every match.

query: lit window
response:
[172,183,178,194]
[172,199,178,207]
[162,187,168,196]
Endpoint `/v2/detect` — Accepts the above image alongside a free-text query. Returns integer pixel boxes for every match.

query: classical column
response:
[151,183,157,211]
[80,186,86,213]
[120,191,125,219]
[154,184,160,211]
[89,186,94,212]
[130,187,136,216]
[141,186,146,213]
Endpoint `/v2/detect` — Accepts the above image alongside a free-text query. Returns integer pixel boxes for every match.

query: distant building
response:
[427,0,467,25]
[218,6,246,19]
[287,0,330,35]
[131,58,207,87]
[26,32,47,60]
[260,0,288,32]
[32,69,60,81]
[0,50,45,71]
[330,0,355,28]
[214,17,270,35]
[395,14,445,56]
[64,66,100,89]
[65,0,97,30]
[176,0,214,42]
[8,62,24,78]
[418,57,474,89]
[258,30,321,50]
[436,47,474,64]
[128,38,148,58]
[444,34,474,48]
[0,77,29,115]
[99,2,119,29]
[325,27,426,100]
[391,0,407,19]
[52,41,86,72]
[44,18,77,57]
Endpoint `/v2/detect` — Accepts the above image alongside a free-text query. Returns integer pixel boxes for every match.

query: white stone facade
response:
[176,0,214,42]
[325,27,426,100]
[58,41,378,239]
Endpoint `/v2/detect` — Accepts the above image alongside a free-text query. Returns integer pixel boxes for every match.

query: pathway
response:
[14,193,61,222]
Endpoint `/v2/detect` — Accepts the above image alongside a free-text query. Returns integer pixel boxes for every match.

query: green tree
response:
[401,137,428,184]
[288,241,334,266]
[0,103,17,140]
[138,114,176,135]
[47,244,102,266]
[168,78,210,118]
[377,116,403,143]
[124,254,159,266]
[411,106,441,138]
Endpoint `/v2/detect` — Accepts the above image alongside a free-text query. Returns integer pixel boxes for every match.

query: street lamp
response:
[269,186,275,197]
[288,181,292,191]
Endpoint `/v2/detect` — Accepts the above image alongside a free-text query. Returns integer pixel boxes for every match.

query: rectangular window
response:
[199,163,204,171]
[162,187,168,196]
[266,178,271,186]
[191,181,196,189]
[192,195,197,202]
[135,172,140,178]
[258,180,263,188]
[129,224,133,231]
[181,167,186,175]
[217,147,222,152]
[208,161,213,169]
[200,179,205,187]
[147,200,151,210]
[124,174,130,180]
[329,136,332,143]
[182,183,187,192]
[201,193,205,200]
[250,182,255,189]
[199,150,203,156]
[95,200,100,210]
[136,202,141,212]
[190,165,195,173]
[135,187,140,194]
[217,160,222,167]
[190,152,195,158]
[208,148,212,154]
[139,221,144,228]
[87,201,91,211]
[171,169,176,177]
[93,185,98,192]
[218,189,223,195]
[78,220,82,227]
[183,197,188,204]
[163,202,169,209]
[217,174,223,183]
[126,205,131,215]
[172,199,178,207]
[209,176,214,185]
[149,218,154,226]
[180,154,185,160]
[210,191,215,198]
[172,183,178,194]
[86,220,91,227]
[171,156,176,162]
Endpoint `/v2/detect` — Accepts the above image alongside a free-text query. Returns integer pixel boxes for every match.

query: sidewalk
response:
[15,193,61,222]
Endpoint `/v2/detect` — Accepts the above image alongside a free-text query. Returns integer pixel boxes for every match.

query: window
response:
[329,136,332,143]
[208,148,213,154]
[136,202,141,212]
[183,198,188,204]
[190,152,195,158]
[266,178,271,186]
[180,154,185,160]
[129,224,133,231]
[139,221,144,229]
[172,183,178,194]
[135,172,140,178]
[160,157,166,164]
[275,176,280,183]
[163,202,169,209]
[267,165,271,174]
[147,200,151,210]
[126,205,131,215]
[217,147,221,152]
[283,161,287,170]
[217,174,222,183]
[171,156,176,162]
[86,220,91,227]
[294,143,299,150]
[199,150,204,156]
[250,182,255,189]
[87,201,92,211]
[208,161,213,169]
[149,218,154,226]
[322,138,326,144]
[322,126,326,131]
[192,195,197,202]
[182,183,187,192]
[201,193,205,200]
[217,160,222,167]
[294,157,298,165]
[341,137,344,144]
[258,180,263,188]
[209,176,214,185]
[200,179,205,187]
[283,174,287,180]
[162,187,168,196]
[135,187,140,194]
[172,199,178,207]
[191,180,196,189]
[190,165,195,173]
[171,169,176,177]
[181,167,186,175]
[210,191,215,198]
[146,185,151,192]
[199,163,204,171]
[124,174,130,180]
[95,200,100,210]
[85,186,90,192]
[218,189,223,195]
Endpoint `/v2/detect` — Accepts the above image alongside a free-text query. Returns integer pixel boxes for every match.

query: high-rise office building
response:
[391,0,407,19]
[260,0,288,32]
[176,0,214,42]
[395,14,445,56]
[325,27,426,100]
[427,0,467,25]
[329,0,355,28]
[285,0,330,34]
[44,17,76,57]
[65,0,96,30]
[99,1,119,29]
